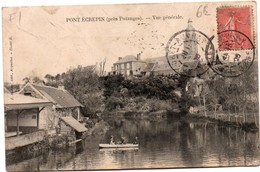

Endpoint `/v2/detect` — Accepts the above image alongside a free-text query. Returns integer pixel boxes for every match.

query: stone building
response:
[18,83,85,133]
[111,19,200,77]
[112,53,146,77]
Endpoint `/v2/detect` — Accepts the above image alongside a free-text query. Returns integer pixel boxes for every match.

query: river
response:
[6,117,260,171]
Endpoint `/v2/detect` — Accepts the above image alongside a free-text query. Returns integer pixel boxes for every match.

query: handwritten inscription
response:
[196,5,210,18]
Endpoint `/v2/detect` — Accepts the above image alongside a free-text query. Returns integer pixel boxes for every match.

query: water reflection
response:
[6,117,260,171]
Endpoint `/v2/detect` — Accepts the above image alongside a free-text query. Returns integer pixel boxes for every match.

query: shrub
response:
[105,96,125,111]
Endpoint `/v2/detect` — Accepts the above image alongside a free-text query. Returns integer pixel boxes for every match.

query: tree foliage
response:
[44,65,103,116]
[63,65,103,116]
[103,74,180,101]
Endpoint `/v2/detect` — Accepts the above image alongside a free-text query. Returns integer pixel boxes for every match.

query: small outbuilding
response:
[4,93,53,150]
[18,83,85,134]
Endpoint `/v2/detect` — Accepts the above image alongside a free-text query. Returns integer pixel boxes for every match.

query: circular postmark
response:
[166,29,215,77]
[206,30,255,77]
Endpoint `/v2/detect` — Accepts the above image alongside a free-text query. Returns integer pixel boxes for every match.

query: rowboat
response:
[99,147,139,151]
[99,144,139,149]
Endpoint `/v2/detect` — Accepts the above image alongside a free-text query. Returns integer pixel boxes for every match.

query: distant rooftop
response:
[148,56,181,71]
[143,63,156,72]
[114,54,144,64]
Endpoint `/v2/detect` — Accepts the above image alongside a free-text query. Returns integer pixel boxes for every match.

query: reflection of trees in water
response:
[6,154,43,171]
[104,118,181,146]
[105,117,259,167]
[7,118,259,170]
[46,147,76,170]
[178,120,259,167]
[179,121,204,167]
[6,140,87,171]
[209,126,259,166]
[46,143,87,170]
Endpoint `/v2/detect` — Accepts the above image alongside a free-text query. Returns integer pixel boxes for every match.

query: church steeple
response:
[183,19,198,60]
[187,18,195,30]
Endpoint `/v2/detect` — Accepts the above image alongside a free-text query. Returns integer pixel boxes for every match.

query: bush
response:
[105,96,125,111]
[103,75,179,101]
[147,99,174,112]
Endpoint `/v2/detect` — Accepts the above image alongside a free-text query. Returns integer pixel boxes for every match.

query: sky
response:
[2,1,256,84]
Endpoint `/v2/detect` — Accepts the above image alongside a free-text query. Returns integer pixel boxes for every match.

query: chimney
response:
[118,57,122,60]
[137,53,141,60]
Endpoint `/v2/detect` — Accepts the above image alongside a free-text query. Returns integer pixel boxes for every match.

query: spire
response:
[184,18,198,59]
[187,18,195,30]
[188,18,192,24]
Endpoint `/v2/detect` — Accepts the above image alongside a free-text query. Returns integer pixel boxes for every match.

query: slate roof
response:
[114,55,145,64]
[31,84,84,108]
[180,60,199,72]
[149,56,179,72]
[4,93,52,110]
[61,116,88,132]
[143,63,156,72]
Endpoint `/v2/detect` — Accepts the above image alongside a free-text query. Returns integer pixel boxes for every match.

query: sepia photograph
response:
[1,0,260,171]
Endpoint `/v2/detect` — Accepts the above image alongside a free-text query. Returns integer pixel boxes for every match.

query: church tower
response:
[183,19,198,60]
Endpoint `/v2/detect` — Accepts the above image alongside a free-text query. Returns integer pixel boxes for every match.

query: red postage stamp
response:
[217,6,253,50]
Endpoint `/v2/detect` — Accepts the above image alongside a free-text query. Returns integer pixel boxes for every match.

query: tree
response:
[22,76,43,84]
[98,57,107,76]
[32,76,43,84]
[103,74,125,98]
[205,62,258,126]
[63,65,102,116]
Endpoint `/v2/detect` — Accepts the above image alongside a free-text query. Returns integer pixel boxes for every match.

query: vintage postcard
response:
[2,1,259,171]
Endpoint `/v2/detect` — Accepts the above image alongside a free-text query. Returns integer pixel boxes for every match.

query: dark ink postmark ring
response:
[166,29,215,77]
[206,29,255,77]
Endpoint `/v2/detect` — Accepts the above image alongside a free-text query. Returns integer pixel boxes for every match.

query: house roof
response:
[114,55,144,64]
[149,56,179,72]
[143,63,156,72]
[4,93,52,111]
[61,116,88,132]
[180,60,199,72]
[31,84,84,108]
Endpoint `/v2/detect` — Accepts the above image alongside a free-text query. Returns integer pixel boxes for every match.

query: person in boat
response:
[133,136,139,144]
[110,135,115,145]
[120,136,126,144]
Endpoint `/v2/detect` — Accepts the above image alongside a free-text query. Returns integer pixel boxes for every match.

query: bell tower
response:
[183,19,198,60]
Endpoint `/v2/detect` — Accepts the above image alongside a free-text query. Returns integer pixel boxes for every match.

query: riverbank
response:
[181,112,259,132]
[103,108,182,121]
[103,108,259,132]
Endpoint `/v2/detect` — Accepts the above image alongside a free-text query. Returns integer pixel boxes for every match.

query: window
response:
[24,92,32,96]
